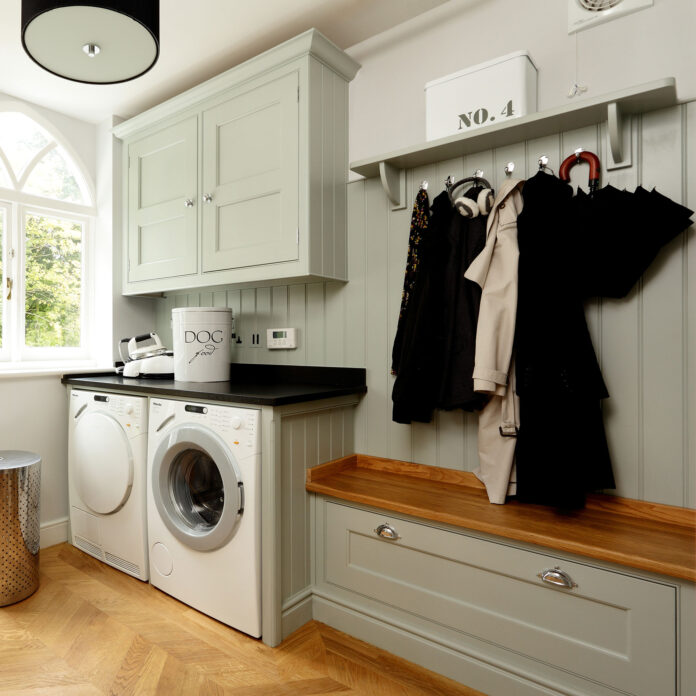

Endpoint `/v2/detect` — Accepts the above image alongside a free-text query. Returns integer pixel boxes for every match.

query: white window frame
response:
[0,202,11,363]
[0,103,97,372]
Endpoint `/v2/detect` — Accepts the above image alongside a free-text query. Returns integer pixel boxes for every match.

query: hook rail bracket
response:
[607,101,632,170]
[378,161,406,210]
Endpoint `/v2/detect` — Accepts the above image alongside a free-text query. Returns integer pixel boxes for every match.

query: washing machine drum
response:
[151,425,244,551]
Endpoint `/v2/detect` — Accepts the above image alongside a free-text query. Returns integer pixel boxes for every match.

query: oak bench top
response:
[306,454,696,582]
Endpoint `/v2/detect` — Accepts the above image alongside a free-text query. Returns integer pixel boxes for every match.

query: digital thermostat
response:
[267,328,297,349]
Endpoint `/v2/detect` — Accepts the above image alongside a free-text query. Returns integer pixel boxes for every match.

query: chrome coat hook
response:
[538,155,555,175]
[504,162,515,176]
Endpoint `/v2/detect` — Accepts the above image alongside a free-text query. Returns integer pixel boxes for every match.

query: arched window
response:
[0,107,95,366]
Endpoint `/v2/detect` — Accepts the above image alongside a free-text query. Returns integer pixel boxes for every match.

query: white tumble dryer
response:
[146,398,261,637]
[68,389,148,580]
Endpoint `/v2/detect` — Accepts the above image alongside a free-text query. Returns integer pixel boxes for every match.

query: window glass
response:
[23,145,87,204]
[0,113,50,180]
[0,159,10,189]
[24,212,82,348]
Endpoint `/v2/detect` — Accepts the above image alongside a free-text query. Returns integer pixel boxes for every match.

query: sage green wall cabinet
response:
[114,30,360,296]
[313,498,693,696]
[126,117,198,283]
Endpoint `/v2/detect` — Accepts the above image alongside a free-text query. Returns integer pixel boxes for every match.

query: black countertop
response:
[62,364,367,406]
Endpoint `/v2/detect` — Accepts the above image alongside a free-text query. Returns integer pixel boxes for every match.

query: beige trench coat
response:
[464,178,524,504]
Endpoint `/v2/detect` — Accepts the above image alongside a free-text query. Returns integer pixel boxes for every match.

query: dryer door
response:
[73,412,134,514]
[150,425,243,552]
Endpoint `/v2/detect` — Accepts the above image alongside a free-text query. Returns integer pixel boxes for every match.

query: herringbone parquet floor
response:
[0,544,484,695]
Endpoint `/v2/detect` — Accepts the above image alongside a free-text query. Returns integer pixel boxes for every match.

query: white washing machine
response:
[146,398,261,637]
[68,389,148,580]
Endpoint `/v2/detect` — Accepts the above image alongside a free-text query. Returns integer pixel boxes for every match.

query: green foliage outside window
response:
[24,214,82,348]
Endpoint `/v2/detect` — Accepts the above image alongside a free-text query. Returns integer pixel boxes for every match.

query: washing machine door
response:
[150,425,243,552]
[73,412,134,514]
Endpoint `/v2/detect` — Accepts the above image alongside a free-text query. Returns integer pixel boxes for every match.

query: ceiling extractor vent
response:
[578,0,623,11]
[568,0,652,33]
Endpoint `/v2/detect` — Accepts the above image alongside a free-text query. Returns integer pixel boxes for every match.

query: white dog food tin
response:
[172,307,232,382]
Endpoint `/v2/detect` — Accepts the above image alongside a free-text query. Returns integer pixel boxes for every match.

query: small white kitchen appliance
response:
[117,333,174,378]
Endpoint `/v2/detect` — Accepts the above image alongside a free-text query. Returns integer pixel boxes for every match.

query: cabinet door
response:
[127,118,198,283]
[201,72,299,273]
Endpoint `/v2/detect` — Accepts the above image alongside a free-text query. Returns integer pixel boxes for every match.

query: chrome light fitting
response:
[21,1,159,84]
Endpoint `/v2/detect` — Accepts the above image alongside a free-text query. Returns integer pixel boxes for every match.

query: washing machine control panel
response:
[149,399,260,453]
[206,405,259,452]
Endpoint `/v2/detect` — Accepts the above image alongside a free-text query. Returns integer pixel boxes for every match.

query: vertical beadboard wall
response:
[154,102,696,508]
[280,404,355,607]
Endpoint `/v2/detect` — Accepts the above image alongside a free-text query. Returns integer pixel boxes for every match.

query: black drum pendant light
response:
[21,1,159,84]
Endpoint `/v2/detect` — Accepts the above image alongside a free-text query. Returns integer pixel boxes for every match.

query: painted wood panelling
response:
[279,406,355,603]
[155,103,696,508]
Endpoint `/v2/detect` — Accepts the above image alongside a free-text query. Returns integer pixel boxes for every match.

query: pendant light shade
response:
[21,1,159,84]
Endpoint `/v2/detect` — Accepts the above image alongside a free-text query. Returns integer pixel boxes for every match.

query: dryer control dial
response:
[125,403,134,415]
[231,416,242,430]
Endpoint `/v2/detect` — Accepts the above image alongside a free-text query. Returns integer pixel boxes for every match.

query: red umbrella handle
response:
[559,150,601,192]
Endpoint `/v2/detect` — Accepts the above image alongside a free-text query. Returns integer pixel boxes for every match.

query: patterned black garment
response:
[391,187,429,375]
[514,172,693,509]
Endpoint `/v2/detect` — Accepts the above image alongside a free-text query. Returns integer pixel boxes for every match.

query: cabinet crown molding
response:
[113,28,360,141]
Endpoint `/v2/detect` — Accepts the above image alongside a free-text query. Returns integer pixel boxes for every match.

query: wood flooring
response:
[0,544,484,695]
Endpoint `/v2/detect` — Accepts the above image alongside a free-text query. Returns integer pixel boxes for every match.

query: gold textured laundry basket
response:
[1,451,41,606]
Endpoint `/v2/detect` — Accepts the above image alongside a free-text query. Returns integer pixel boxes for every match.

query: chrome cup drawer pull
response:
[374,523,400,540]
[537,567,577,589]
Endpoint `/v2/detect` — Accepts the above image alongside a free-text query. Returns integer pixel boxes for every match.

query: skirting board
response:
[281,588,314,641]
[311,595,624,696]
[40,517,69,549]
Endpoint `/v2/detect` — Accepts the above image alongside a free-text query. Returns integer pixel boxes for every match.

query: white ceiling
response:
[0,0,448,124]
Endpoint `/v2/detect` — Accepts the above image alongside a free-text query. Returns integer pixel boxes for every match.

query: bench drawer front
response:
[324,502,676,696]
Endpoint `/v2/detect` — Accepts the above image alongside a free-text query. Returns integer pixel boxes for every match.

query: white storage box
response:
[425,51,537,141]
[172,307,232,382]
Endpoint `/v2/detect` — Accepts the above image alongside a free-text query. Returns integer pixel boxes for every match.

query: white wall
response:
[346,0,696,165]
[0,375,70,545]
[96,116,158,363]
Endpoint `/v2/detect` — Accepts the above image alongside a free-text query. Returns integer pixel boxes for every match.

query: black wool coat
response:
[514,171,693,508]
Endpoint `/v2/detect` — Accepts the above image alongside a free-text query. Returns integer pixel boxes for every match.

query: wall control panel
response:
[267,328,297,349]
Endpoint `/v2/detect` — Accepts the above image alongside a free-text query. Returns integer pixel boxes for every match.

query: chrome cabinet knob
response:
[184,198,194,208]
[537,566,577,589]
[203,193,213,203]
[374,523,400,541]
